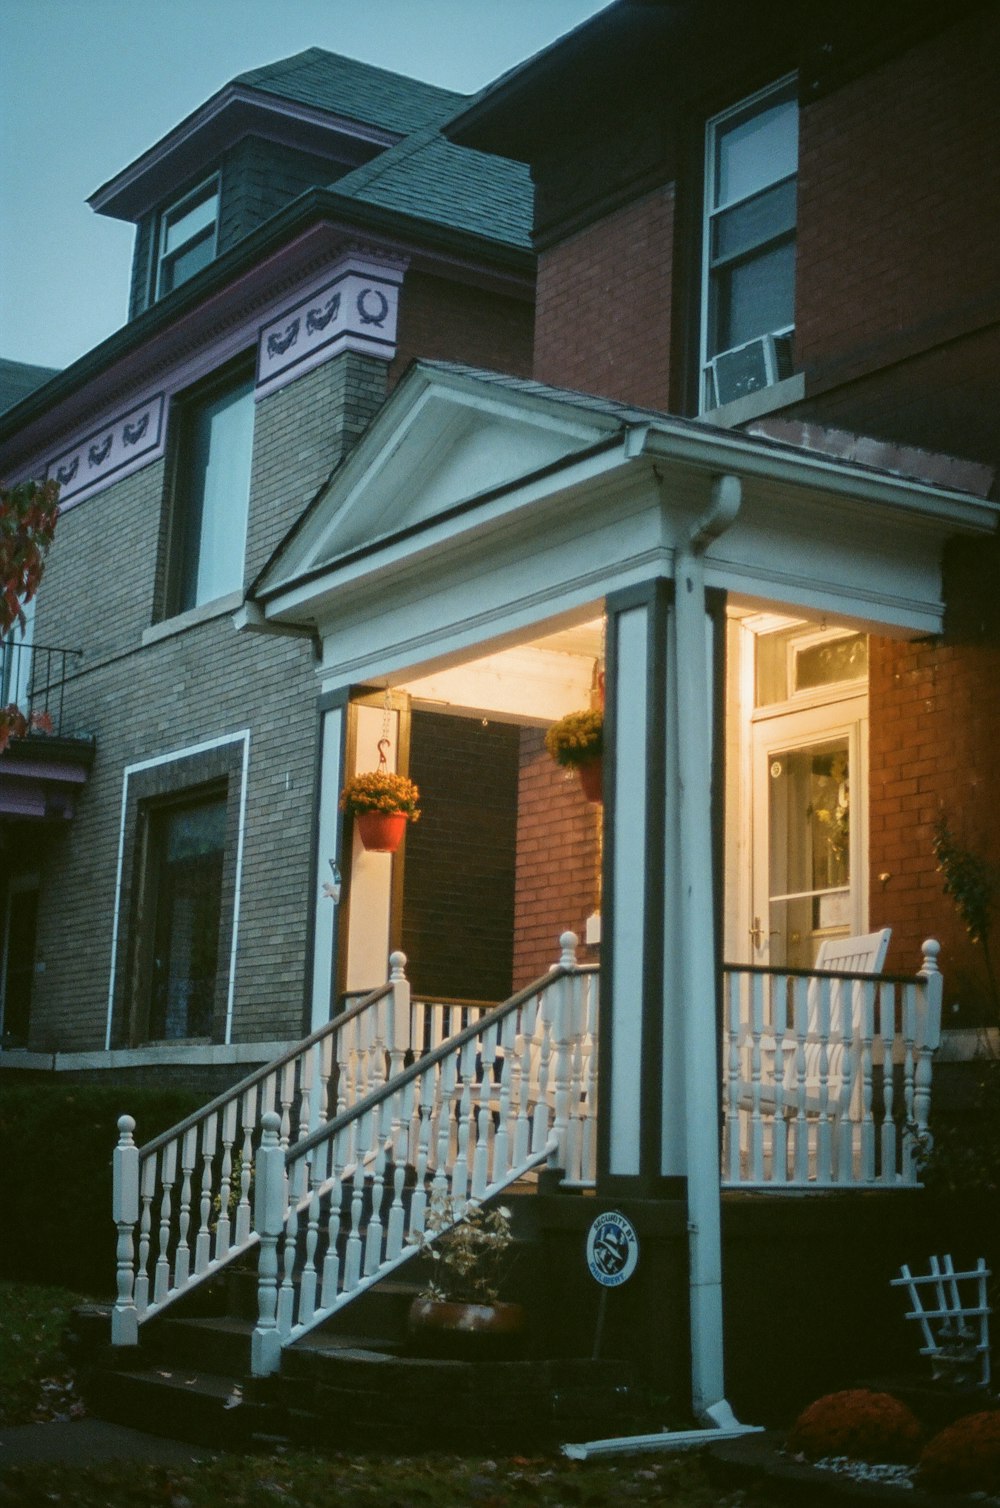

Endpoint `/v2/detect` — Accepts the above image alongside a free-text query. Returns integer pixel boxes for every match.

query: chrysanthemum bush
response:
[544,708,603,768]
[787,1389,922,1464]
[918,1410,1000,1494]
[412,1196,514,1304]
[339,769,421,820]
[0,478,60,754]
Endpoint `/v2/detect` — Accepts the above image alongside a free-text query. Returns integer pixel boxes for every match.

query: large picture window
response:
[155,177,219,299]
[168,365,255,614]
[146,794,227,1040]
[701,78,798,411]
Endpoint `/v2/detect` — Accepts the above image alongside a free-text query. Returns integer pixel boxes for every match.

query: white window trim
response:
[104,730,251,1050]
[698,74,798,414]
[155,173,220,301]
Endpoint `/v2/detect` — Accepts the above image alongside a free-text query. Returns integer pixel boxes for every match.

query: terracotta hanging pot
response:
[577,757,603,804]
[406,1297,525,1359]
[356,810,407,853]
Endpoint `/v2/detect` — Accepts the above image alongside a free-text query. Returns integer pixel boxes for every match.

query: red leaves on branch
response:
[0,478,60,753]
[1,477,60,638]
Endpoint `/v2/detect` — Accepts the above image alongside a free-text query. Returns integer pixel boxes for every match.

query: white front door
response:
[734,618,869,968]
[750,696,867,967]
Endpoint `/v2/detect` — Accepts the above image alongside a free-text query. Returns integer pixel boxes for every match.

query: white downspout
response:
[674,473,742,1421]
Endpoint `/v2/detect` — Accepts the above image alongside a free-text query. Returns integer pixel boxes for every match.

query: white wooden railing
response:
[111,964,411,1344]
[250,935,599,1373]
[721,941,942,1188]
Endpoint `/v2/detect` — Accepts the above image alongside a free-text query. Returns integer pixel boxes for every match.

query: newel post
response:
[112,1115,139,1346]
[914,939,943,1148]
[549,932,578,1171]
[252,1111,285,1377]
[388,950,410,1081]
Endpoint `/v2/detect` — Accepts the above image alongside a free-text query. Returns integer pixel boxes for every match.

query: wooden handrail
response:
[137,980,392,1159]
[287,962,592,1168]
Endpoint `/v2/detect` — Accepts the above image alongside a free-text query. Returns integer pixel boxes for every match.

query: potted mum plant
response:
[407,1196,524,1358]
[339,768,421,853]
[545,707,604,802]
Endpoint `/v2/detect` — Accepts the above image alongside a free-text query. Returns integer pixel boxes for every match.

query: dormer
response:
[88,48,464,320]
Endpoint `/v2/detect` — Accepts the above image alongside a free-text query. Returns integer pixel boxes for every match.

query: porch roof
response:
[246,361,998,687]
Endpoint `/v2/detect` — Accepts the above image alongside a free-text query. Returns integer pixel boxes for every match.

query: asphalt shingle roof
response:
[0,359,60,416]
[235,48,464,137]
[333,124,533,248]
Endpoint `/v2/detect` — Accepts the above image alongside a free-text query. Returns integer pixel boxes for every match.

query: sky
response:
[0,0,609,373]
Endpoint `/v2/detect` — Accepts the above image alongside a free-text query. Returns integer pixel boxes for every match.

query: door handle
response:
[749,917,781,950]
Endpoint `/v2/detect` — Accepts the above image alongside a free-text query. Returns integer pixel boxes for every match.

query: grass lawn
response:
[0,1282,780,1506]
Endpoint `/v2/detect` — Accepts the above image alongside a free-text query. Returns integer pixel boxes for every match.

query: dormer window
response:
[700,78,798,412]
[155,176,220,299]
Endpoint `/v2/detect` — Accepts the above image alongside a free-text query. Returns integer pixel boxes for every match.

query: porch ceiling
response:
[248,361,998,690]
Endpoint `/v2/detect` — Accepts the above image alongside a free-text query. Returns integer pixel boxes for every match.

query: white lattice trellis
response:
[891,1255,991,1388]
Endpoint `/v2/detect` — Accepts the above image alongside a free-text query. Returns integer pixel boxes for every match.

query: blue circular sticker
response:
[586,1210,639,1287]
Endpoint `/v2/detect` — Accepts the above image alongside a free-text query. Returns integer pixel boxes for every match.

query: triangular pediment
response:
[257,363,621,596]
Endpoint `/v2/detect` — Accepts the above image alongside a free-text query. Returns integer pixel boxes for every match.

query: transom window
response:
[168,364,255,615]
[156,177,219,299]
[701,78,798,411]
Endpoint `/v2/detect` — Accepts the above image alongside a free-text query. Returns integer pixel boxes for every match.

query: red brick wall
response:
[513,729,601,988]
[869,636,1000,1018]
[796,10,1000,387]
[533,187,675,408]
[389,270,534,390]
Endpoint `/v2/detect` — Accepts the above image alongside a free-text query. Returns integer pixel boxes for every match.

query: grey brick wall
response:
[23,348,390,1053]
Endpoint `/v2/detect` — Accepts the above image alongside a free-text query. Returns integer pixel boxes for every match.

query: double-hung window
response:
[156,176,219,299]
[701,77,798,411]
[168,364,255,615]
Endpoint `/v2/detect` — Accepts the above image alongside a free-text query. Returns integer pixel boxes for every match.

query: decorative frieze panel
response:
[46,394,165,505]
[256,255,405,395]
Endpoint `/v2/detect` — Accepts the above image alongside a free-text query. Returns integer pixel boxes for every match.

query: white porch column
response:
[600,580,671,1188]
[309,694,347,1031]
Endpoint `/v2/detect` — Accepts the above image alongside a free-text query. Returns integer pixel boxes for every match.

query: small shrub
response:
[918,1410,1000,1494]
[788,1388,922,1463]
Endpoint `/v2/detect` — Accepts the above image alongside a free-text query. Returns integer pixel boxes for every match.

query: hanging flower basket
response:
[544,708,604,804]
[340,769,420,853]
[355,810,408,853]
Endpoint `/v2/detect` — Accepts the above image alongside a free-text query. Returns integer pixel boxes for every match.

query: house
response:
[5,1,1000,1432]
[0,48,535,1071]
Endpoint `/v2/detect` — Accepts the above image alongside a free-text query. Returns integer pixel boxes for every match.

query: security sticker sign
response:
[586,1210,639,1287]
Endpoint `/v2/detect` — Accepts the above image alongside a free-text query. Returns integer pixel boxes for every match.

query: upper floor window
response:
[701,78,798,411]
[156,176,219,299]
[168,364,255,615]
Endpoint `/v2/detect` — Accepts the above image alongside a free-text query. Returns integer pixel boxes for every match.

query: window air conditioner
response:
[709,333,780,407]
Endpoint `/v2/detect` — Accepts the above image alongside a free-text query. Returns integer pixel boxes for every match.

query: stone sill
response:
[141,590,244,647]
[0,1040,292,1072]
[701,371,805,429]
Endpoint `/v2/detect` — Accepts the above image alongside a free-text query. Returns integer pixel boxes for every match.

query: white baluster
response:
[364,1104,387,1274]
[880,982,897,1184]
[432,1053,456,1202]
[344,1114,368,1291]
[531,1000,552,1156]
[452,1041,475,1204]
[194,1113,217,1274]
[748,972,764,1182]
[321,1133,346,1309]
[112,1115,139,1346]
[815,977,833,1183]
[792,977,809,1184]
[297,1161,321,1330]
[410,1073,433,1239]
[215,1102,236,1259]
[770,975,787,1184]
[251,1112,284,1377]
[276,1155,305,1338]
[836,976,855,1183]
[859,981,876,1183]
[901,982,918,1183]
[492,1014,516,1182]
[386,1080,412,1260]
[235,1098,255,1247]
[174,1127,196,1286]
[135,1156,155,1316]
[724,971,741,1183]
[153,1141,177,1305]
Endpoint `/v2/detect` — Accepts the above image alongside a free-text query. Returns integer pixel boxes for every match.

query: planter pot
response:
[406,1297,526,1360]
[577,757,603,803]
[355,810,407,853]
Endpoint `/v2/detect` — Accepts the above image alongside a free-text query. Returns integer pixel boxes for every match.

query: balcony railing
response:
[0,640,83,740]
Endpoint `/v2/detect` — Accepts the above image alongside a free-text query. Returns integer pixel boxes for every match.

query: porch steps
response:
[85,1201,643,1451]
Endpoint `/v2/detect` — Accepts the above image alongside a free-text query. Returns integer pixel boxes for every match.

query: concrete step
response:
[88,1364,249,1449]
[145,1314,254,1376]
